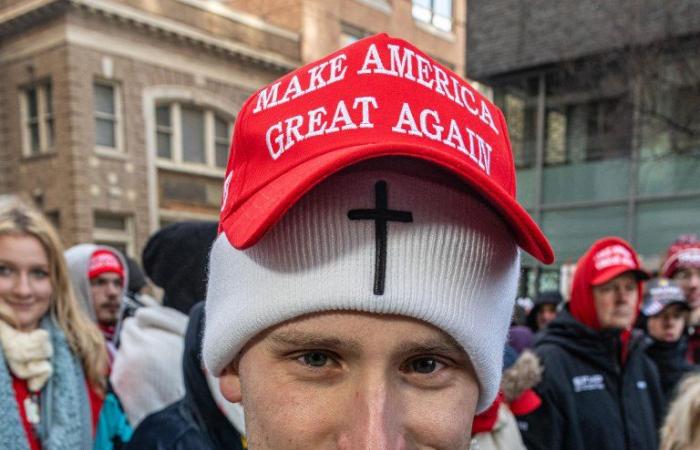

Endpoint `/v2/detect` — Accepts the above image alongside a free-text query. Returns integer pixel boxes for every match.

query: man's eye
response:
[0,265,11,276]
[299,352,329,368]
[408,357,443,374]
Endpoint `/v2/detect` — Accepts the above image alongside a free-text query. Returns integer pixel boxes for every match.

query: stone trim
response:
[174,0,299,42]
[0,0,299,72]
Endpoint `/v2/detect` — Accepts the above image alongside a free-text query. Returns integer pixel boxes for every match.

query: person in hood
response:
[110,221,218,428]
[640,278,697,403]
[520,237,664,450]
[64,243,127,363]
[661,234,700,363]
[142,221,218,315]
[125,302,245,450]
[525,291,562,335]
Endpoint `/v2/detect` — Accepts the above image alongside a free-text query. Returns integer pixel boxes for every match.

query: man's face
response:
[89,272,123,326]
[673,267,700,310]
[536,304,558,331]
[220,311,479,450]
[592,272,639,329]
[647,304,688,343]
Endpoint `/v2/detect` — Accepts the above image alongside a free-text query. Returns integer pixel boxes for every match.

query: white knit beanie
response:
[204,160,520,412]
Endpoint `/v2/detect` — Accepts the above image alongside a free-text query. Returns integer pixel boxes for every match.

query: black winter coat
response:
[520,309,664,450]
[646,337,698,404]
[125,303,245,450]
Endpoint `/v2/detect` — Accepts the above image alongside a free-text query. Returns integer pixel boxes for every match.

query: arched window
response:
[155,102,232,169]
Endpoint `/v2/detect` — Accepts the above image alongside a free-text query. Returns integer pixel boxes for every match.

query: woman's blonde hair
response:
[660,373,700,450]
[0,196,107,393]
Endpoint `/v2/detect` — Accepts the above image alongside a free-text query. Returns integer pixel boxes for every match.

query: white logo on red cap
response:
[594,245,636,271]
[254,42,500,176]
[678,248,700,267]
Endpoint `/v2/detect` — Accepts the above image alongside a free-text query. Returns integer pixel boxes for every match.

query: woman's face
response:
[0,234,52,332]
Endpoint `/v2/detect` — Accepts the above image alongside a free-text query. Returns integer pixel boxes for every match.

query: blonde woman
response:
[660,373,700,450]
[0,197,107,450]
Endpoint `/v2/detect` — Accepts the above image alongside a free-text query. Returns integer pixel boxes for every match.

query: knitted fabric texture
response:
[0,320,53,392]
[204,164,520,412]
[0,316,92,450]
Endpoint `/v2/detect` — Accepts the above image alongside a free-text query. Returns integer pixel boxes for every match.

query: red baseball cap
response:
[88,249,124,280]
[219,33,554,264]
[661,234,700,278]
[590,239,649,286]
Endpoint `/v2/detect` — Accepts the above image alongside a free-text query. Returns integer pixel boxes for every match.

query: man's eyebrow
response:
[394,338,467,358]
[268,331,361,354]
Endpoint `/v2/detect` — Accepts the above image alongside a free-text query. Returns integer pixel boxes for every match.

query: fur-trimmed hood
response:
[501,350,543,403]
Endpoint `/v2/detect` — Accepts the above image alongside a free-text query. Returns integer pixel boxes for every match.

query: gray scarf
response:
[0,316,93,450]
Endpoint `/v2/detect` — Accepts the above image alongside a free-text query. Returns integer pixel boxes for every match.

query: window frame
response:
[93,79,124,154]
[19,80,54,157]
[412,0,453,33]
[93,211,135,257]
[155,102,233,174]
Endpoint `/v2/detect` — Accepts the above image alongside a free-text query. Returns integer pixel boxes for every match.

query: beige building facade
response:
[0,0,465,257]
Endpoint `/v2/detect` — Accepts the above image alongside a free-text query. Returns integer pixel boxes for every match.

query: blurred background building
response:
[468,0,700,297]
[0,0,464,255]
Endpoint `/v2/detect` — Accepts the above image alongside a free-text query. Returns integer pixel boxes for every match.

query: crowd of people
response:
[0,33,698,450]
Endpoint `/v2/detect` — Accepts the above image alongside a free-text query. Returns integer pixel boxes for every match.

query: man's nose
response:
[107,282,121,296]
[689,273,700,287]
[341,376,406,450]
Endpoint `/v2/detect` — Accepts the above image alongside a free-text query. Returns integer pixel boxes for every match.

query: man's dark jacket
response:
[125,302,244,450]
[520,309,664,450]
[646,337,698,404]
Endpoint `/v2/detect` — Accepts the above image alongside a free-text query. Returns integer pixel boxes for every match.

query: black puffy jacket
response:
[520,309,664,450]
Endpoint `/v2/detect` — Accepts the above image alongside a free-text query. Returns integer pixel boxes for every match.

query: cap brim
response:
[643,300,690,317]
[591,266,650,286]
[223,142,554,264]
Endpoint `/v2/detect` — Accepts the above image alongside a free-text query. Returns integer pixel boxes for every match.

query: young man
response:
[661,234,700,363]
[520,237,663,450]
[65,244,127,361]
[641,278,697,402]
[203,33,553,449]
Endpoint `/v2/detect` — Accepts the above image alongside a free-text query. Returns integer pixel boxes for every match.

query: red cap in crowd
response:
[570,237,649,330]
[217,33,554,264]
[661,234,700,278]
[88,249,124,280]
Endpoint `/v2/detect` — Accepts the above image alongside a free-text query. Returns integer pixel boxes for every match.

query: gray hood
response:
[64,243,128,321]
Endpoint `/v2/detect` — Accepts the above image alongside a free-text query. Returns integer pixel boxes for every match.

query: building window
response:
[543,97,632,166]
[412,0,452,32]
[155,103,232,170]
[93,212,134,257]
[669,84,700,154]
[20,81,54,156]
[340,23,369,48]
[94,81,122,151]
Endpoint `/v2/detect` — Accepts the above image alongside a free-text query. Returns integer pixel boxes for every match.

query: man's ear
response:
[219,363,243,403]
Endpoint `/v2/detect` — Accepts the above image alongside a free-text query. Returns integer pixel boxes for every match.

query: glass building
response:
[467,1,700,296]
